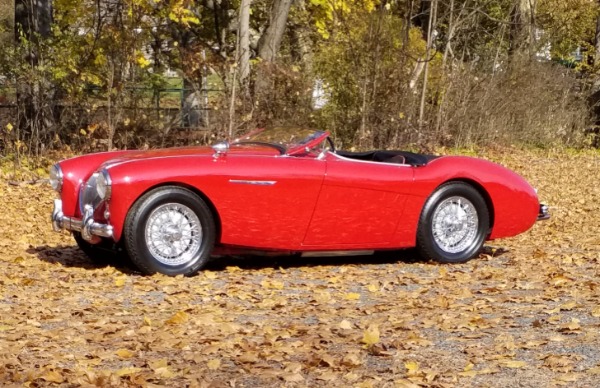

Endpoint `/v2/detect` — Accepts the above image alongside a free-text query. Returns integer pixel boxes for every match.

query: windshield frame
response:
[233,127,330,156]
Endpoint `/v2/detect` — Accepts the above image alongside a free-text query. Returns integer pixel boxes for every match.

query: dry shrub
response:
[437,60,589,148]
[249,61,315,130]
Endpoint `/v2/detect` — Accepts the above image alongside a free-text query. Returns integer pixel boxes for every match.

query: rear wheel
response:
[417,182,489,263]
[124,187,216,276]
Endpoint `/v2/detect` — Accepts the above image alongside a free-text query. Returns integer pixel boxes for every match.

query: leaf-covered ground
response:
[1,149,600,387]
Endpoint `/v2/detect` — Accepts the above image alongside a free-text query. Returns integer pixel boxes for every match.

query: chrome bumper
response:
[52,199,113,241]
[537,204,550,221]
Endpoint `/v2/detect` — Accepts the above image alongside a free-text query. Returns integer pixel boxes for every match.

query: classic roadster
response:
[50,127,549,276]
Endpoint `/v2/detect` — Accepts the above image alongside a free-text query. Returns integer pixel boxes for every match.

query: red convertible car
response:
[50,127,549,276]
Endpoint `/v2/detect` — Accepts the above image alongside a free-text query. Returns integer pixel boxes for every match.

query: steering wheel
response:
[326,136,336,153]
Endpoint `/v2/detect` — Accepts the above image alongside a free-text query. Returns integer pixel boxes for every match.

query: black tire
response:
[416,182,490,263]
[124,186,216,276]
[73,232,128,264]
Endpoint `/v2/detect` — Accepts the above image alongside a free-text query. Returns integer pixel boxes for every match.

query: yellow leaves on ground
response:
[4,148,600,386]
[587,365,600,374]
[405,361,419,374]
[343,292,361,300]
[366,283,379,292]
[166,311,189,325]
[207,359,221,370]
[149,359,176,378]
[115,367,143,377]
[361,324,380,346]
[41,370,65,384]
[116,348,135,359]
[499,360,528,369]
[114,276,127,287]
[341,352,363,367]
[261,279,284,289]
[559,318,582,333]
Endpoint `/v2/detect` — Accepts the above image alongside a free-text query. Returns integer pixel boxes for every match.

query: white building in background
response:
[535,28,552,61]
[312,79,329,109]
[535,27,583,64]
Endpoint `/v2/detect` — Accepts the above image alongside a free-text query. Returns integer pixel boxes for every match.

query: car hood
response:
[101,144,280,169]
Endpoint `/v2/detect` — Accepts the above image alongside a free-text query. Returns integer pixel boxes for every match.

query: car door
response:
[212,153,326,250]
[303,153,415,247]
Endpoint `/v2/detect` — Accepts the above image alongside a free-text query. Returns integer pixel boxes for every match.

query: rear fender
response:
[390,156,539,247]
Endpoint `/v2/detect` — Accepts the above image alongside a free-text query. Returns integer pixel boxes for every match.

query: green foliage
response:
[0,0,598,155]
[308,0,380,39]
[537,0,599,68]
[313,8,437,147]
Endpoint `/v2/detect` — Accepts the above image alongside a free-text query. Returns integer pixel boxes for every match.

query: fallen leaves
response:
[498,360,528,369]
[2,149,600,386]
[206,359,221,370]
[115,348,135,359]
[361,324,380,347]
[166,311,189,325]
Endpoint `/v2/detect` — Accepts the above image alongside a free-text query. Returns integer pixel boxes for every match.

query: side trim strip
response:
[229,179,278,186]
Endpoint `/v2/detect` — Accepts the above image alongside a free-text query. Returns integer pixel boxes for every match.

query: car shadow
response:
[27,245,141,275]
[28,244,427,275]
[206,249,425,271]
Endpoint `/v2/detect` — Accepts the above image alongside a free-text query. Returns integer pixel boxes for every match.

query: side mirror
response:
[212,141,229,158]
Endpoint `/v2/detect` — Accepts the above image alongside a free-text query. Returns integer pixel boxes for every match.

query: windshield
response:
[234,127,328,154]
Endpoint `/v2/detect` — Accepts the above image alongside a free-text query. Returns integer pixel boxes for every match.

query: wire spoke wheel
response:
[145,203,203,266]
[417,183,489,264]
[431,196,479,254]
[125,187,216,276]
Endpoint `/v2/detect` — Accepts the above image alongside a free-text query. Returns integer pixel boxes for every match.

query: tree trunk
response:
[182,76,201,128]
[289,23,313,73]
[15,0,53,156]
[509,0,535,58]
[416,0,432,41]
[15,0,52,38]
[257,0,293,62]
[238,0,251,84]
[595,13,600,67]
[254,0,293,116]
[0,0,14,43]
[418,0,438,135]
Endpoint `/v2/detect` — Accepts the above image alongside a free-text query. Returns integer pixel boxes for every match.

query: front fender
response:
[103,156,221,241]
[58,151,132,217]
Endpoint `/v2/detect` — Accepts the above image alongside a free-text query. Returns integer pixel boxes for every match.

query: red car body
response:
[50,128,547,275]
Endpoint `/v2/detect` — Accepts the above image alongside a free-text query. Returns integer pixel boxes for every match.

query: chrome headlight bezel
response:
[96,169,112,201]
[49,164,63,192]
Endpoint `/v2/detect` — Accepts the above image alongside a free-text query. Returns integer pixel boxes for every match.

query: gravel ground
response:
[0,148,600,387]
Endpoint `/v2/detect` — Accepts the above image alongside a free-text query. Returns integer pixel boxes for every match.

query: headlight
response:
[96,169,112,200]
[49,164,63,192]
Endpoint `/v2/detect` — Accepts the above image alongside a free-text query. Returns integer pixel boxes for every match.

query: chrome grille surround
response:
[51,172,113,242]
[79,173,104,216]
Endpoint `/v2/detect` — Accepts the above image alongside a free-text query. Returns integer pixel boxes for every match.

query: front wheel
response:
[124,187,216,276]
[416,182,490,263]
